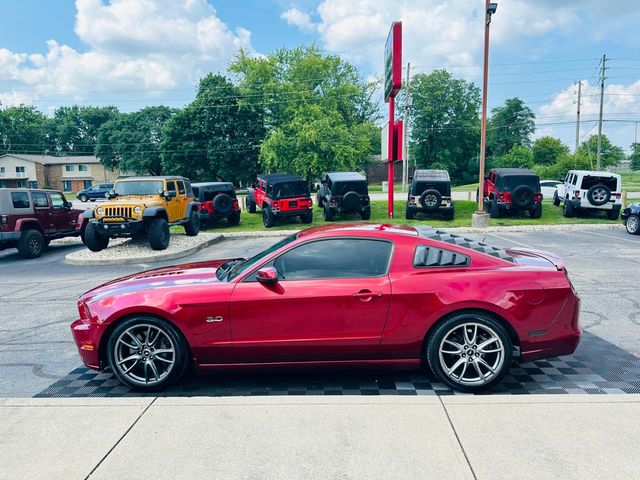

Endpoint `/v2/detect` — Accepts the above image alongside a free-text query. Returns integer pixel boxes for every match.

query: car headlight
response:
[96,207,104,215]
[134,206,142,215]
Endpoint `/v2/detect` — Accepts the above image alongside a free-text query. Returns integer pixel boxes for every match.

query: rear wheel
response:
[426,312,512,393]
[262,207,275,228]
[360,205,371,220]
[405,206,414,220]
[183,210,200,236]
[148,218,170,250]
[227,211,240,226]
[83,222,109,252]
[489,198,500,218]
[300,210,313,224]
[443,206,455,221]
[626,214,640,235]
[17,229,45,258]
[607,208,620,221]
[107,316,189,391]
[78,194,88,203]
[529,204,542,219]
[562,201,574,218]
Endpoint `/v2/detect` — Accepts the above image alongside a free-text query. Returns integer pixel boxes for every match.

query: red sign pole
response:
[387,96,395,218]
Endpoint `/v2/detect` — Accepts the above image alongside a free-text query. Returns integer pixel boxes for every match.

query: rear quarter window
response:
[11,192,30,209]
[413,245,470,268]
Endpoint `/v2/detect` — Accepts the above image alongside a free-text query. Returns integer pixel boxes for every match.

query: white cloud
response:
[0,0,254,111]
[281,8,317,32]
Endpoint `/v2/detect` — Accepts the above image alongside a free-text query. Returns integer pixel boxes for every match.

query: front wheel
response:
[553,191,560,207]
[247,196,257,214]
[78,194,88,203]
[562,201,574,218]
[426,313,512,393]
[626,214,640,235]
[83,222,109,252]
[323,204,334,221]
[148,218,170,250]
[107,316,189,391]
[183,211,200,236]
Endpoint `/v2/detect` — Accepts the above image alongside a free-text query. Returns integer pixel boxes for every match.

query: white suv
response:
[554,170,622,220]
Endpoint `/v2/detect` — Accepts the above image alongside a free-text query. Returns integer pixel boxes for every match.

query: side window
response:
[166,181,177,193]
[270,239,392,281]
[177,181,185,195]
[11,192,30,209]
[50,192,65,208]
[413,245,470,268]
[32,192,49,207]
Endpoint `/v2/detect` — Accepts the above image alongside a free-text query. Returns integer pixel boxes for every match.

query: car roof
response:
[413,169,450,181]
[191,182,234,188]
[492,168,537,176]
[567,170,621,177]
[326,172,366,182]
[258,173,304,183]
[0,188,60,193]
[117,176,188,181]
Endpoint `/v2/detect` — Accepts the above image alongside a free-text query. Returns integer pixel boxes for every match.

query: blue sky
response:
[1,0,640,152]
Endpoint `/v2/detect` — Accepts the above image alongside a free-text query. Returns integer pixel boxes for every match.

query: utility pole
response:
[402,62,411,190]
[635,121,638,145]
[596,54,606,170]
[574,80,581,153]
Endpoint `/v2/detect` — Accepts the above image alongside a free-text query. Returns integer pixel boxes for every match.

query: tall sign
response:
[384,21,402,218]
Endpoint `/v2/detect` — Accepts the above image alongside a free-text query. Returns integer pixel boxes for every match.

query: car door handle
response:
[352,290,383,301]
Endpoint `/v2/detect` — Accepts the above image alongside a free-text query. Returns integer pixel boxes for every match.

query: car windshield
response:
[333,181,367,195]
[272,181,309,199]
[580,176,617,191]
[218,233,299,282]
[499,176,540,192]
[114,180,164,196]
[412,182,451,196]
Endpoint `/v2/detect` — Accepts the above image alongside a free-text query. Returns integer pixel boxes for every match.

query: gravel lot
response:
[0,227,638,397]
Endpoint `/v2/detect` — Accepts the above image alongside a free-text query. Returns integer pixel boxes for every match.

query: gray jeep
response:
[317,172,370,221]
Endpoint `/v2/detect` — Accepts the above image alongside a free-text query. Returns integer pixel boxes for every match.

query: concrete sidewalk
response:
[1,395,639,480]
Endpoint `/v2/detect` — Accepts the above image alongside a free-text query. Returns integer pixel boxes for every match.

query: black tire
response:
[552,191,561,207]
[426,312,513,393]
[316,193,325,208]
[419,189,442,211]
[443,206,455,221]
[213,193,233,215]
[83,222,110,252]
[247,194,257,214]
[626,214,640,235]
[263,207,275,228]
[586,184,611,206]
[529,204,542,219]
[106,315,189,391]
[342,191,360,212]
[183,210,200,236]
[301,210,313,224]
[511,185,535,209]
[227,211,241,226]
[17,229,45,258]
[148,218,170,250]
[607,207,620,221]
[78,194,88,203]
[405,206,414,220]
[563,201,574,218]
[360,205,371,220]
[323,204,335,221]
[489,198,500,218]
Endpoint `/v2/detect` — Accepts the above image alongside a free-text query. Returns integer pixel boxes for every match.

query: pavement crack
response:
[85,397,157,479]
[438,396,478,480]
[0,363,62,380]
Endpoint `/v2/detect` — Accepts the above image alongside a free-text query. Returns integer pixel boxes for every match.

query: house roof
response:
[0,154,100,165]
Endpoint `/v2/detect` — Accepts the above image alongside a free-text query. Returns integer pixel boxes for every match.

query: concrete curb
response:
[64,234,223,266]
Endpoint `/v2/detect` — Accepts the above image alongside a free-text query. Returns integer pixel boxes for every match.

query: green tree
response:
[408,70,481,184]
[161,74,265,183]
[577,134,624,169]
[532,136,569,165]
[49,106,119,155]
[0,105,49,154]
[95,106,173,175]
[493,145,534,169]
[487,98,535,158]
[229,45,379,183]
[629,142,640,171]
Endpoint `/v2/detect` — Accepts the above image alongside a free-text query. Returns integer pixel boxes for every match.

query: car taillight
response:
[615,193,621,199]
[534,193,542,202]
[574,190,581,198]
[232,198,239,210]
[498,192,511,203]
[0,215,7,225]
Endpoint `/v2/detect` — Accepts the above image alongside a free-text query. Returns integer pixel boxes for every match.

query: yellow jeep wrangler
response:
[83,176,200,251]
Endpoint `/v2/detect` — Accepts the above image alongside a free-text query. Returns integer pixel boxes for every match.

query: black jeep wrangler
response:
[405,170,454,221]
[192,182,241,226]
[317,172,371,221]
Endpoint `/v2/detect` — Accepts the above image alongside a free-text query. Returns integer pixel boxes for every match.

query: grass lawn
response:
[621,172,640,191]
[188,200,617,234]
[64,192,77,200]
[452,183,478,191]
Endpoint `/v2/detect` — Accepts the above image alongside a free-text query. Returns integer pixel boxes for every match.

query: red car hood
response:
[81,259,235,301]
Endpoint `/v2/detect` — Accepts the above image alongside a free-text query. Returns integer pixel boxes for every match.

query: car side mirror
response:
[64,201,72,209]
[107,189,116,199]
[164,190,177,199]
[256,266,278,284]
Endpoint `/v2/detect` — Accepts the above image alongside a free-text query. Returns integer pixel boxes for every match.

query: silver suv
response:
[554,170,622,220]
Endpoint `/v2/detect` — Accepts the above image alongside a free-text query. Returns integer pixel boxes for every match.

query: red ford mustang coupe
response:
[71,223,581,392]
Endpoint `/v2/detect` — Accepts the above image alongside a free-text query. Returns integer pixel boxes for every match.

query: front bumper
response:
[0,230,20,246]
[71,319,101,370]
[91,218,145,237]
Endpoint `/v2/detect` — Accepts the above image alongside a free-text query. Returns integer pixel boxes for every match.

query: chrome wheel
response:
[592,188,607,202]
[113,324,176,387]
[438,322,505,387]
[627,215,639,234]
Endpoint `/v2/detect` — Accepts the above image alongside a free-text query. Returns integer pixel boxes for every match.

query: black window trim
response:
[412,244,472,269]
[240,236,395,283]
[32,191,49,208]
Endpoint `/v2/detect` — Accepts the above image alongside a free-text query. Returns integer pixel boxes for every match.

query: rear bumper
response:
[0,231,20,245]
[198,210,239,221]
[567,199,621,210]
[496,200,541,211]
[407,204,454,214]
[273,209,311,217]
[70,319,101,370]
[91,219,145,237]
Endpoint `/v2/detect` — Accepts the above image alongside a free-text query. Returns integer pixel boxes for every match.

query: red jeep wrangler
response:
[0,188,86,258]
[481,168,543,218]
[247,173,313,228]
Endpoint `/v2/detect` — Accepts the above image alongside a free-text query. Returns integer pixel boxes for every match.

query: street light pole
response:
[472,1,497,228]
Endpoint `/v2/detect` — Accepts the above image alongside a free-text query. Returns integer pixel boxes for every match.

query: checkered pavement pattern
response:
[35,331,640,398]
